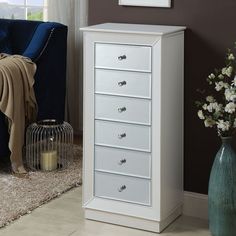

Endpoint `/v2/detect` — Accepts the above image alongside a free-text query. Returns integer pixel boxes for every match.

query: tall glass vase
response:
[208,136,236,236]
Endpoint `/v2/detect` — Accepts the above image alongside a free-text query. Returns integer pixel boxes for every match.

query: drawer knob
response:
[118,133,126,139]
[118,81,127,87]
[118,107,126,113]
[118,158,127,165]
[118,55,127,60]
[118,185,126,192]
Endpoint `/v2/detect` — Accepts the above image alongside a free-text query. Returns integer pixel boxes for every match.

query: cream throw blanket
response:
[0,54,37,174]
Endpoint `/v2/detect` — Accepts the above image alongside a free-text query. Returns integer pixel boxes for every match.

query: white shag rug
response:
[0,145,82,228]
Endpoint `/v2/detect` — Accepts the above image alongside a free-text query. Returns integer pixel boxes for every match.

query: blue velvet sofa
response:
[0,19,68,158]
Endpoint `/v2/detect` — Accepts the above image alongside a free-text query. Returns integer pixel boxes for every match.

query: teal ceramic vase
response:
[208,136,236,236]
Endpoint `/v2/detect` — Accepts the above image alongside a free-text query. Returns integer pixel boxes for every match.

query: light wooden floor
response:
[0,187,210,236]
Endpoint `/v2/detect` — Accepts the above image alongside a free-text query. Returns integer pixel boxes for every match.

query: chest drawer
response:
[95,120,151,152]
[95,146,151,178]
[95,172,151,205]
[95,43,151,72]
[95,69,151,99]
[95,94,151,125]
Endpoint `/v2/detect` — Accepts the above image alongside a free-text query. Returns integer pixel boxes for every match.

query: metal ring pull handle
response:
[118,158,127,165]
[118,107,126,113]
[118,185,126,192]
[118,55,127,60]
[118,81,127,87]
[118,133,126,139]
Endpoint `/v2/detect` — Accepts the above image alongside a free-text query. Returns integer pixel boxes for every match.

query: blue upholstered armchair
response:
[0,19,68,158]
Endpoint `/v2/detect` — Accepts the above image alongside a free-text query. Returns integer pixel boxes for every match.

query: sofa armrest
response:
[31,22,68,120]
[23,22,66,61]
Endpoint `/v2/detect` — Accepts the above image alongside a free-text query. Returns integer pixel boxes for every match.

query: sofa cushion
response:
[9,20,40,55]
[0,22,12,54]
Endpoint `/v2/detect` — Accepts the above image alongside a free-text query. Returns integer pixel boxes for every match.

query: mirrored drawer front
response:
[95,94,151,125]
[95,146,151,178]
[95,69,151,99]
[95,120,151,152]
[95,172,151,205]
[95,43,151,72]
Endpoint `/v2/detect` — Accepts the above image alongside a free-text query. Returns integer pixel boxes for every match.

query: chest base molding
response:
[84,205,182,233]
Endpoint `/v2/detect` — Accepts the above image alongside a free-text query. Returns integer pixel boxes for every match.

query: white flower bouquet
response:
[196,43,236,137]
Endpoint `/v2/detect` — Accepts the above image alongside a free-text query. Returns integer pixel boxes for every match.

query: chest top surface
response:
[80,23,186,36]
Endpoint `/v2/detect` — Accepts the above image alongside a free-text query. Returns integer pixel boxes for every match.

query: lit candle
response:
[40,150,58,171]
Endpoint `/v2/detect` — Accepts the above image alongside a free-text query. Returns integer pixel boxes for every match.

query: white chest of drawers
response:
[81,23,185,233]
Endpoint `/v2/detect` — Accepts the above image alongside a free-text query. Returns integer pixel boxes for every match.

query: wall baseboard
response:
[183,191,208,220]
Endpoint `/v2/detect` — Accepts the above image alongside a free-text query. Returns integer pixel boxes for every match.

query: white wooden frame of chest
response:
[81,23,185,233]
